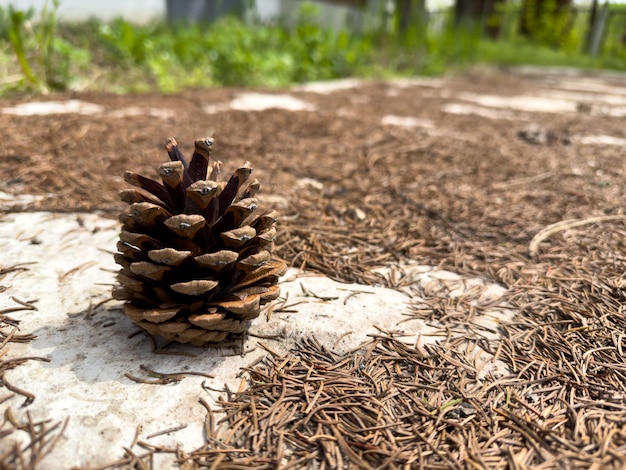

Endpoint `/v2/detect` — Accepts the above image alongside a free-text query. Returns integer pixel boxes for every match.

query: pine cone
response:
[113,137,287,346]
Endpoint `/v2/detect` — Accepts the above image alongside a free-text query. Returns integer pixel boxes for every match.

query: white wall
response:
[0,0,366,27]
[0,0,166,23]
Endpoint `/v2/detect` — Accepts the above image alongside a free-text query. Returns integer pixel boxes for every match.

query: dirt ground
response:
[1,67,624,280]
[2,66,626,468]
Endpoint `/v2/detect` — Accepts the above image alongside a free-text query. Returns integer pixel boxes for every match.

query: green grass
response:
[0,2,624,96]
[475,38,624,71]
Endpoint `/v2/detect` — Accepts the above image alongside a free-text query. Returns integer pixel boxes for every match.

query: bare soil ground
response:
[2,66,626,468]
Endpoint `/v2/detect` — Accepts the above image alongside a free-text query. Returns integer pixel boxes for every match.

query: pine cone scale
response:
[187,138,213,183]
[148,248,192,266]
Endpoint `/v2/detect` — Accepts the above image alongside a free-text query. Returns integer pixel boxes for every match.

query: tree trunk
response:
[396,0,427,33]
[585,0,599,52]
[454,0,506,38]
[519,0,573,41]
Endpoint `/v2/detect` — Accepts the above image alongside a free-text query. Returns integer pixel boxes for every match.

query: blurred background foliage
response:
[0,0,624,95]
